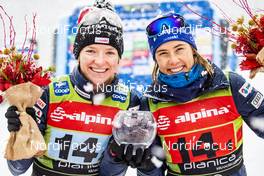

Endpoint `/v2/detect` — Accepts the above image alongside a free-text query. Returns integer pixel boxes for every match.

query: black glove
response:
[109,139,165,171]
[131,145,165,171]
[5,105,36,132]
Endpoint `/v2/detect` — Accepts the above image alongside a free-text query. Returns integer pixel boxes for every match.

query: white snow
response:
[83,83,94,93]
[250,118,264,132]
[93,93,106,105]
[151,156,163,169]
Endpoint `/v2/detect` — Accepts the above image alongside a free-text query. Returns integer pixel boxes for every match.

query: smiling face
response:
[155,40,195,75]
[78,44,119,86]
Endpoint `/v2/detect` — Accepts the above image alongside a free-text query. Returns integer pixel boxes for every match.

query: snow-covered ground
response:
[0,72,264,176]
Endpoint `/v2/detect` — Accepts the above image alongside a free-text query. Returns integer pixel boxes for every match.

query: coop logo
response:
[50,107,112,125]
[157,115,171,130]
[175,105,231,124]
[53,81,70,96]
[112,93,127,103]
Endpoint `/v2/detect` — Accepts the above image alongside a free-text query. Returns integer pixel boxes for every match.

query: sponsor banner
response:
[34,159,100,176]
[47,102,120,134]
[170,145,243,176]
[154,96,239,135]
[59,1,214,96]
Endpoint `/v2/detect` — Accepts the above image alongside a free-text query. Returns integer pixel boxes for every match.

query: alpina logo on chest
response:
[50,107,112,125]
[175,105,231,124]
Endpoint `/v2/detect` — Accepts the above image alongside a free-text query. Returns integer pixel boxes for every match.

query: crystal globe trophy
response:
[112,111,157,153]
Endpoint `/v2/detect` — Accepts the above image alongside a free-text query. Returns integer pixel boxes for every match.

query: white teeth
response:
[91,68,107,73]
[170,66,184,73]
